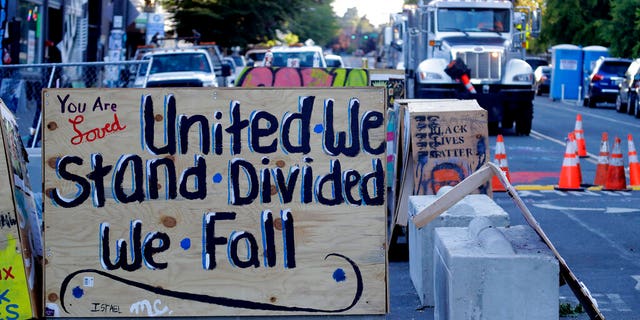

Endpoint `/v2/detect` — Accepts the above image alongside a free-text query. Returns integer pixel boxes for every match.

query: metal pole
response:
[40,0,49,63]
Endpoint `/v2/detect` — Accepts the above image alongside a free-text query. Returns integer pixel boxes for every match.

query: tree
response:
[160,0,308,48]
[607,0,640,58]
[287,0,340,46]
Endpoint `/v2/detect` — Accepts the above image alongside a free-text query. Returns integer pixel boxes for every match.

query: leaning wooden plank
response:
[488,162,604,320]
[411,165,493,228]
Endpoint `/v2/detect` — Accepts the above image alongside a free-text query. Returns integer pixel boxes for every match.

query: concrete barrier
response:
[408,190,510,306]
[434,217,559,320]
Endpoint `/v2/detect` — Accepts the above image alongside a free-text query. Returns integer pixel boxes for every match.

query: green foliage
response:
[608,0,640,58]
[160,0,335,49]
[287,1,340,47]
[559,302,584,317]
[539,0,640,58]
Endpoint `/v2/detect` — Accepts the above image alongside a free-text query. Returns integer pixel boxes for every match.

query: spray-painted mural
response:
[236,67,370,88]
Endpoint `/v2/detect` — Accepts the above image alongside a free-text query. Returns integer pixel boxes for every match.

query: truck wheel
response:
[628,94,636,115]
[515,102,533,136]
[616,95,627,113]
[501,103,514,129]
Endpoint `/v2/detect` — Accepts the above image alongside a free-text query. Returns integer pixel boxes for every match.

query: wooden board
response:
[0,101,41,318]
[406,100,490,196]
[42,87,388,317]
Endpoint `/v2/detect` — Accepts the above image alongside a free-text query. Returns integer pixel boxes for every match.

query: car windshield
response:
[326,58,342,68]
[231,56,245,66]
[600,62,631,77]
[271,51,321,67]
[149,53,211,74]
[438,8,510,33]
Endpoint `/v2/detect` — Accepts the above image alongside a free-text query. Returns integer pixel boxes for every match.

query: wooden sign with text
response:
[0,101,41,319]
[42,88,387,317]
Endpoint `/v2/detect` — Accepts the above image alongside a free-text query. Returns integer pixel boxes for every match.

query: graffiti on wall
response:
[236,67,370,88]
[410,108,488,195]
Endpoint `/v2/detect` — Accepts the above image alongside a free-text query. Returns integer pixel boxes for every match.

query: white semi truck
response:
[385,0,541,135]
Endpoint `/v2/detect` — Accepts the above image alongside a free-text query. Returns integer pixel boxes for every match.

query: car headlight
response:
[512,73,533,83]
[419,72,443,81]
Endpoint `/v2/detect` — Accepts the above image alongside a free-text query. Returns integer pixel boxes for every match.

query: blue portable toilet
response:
[582,46,609,98]
[551,44,583,100]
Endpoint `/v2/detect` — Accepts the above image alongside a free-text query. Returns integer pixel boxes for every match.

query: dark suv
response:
[584,57,632,108]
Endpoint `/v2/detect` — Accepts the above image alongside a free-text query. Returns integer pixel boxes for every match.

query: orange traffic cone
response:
[628,134,640,187]
[593,132,610,186]
[461,74,477,94]
[604,136,628,191]
[491,134,511,192]
[571,132,585,186]
[574,114,588,158]
[556,132,583,190]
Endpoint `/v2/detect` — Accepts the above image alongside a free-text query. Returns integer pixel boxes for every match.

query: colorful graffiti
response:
[236,67,370,88]
[0,234,33,319]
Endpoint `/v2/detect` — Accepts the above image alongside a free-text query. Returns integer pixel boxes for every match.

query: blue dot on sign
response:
[212,173,223,183]
[181,238,191,250]
[333,268,346,282]
[314,124,323,133]
[72,286,84,299]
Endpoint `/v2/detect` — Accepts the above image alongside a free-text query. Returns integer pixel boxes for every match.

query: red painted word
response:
[1,266,13,280]
[69,113,126,145]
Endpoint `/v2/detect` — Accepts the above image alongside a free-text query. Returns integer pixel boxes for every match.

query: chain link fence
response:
[0,61,146,148]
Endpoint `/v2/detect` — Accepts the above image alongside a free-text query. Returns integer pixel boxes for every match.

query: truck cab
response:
[394,0,541,135]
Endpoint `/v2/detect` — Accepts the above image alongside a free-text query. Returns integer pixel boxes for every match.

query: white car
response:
[223,57,238,87]
[134,48,219,88]
[264,45,327,68]
[325,54,345,68]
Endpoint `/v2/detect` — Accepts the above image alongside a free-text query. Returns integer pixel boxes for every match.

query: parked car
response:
[534,65,551,96]
[615,58,640,114]
[245,48,269,67]
[626,73,640,118]
[325,54,345,68]
[133,48,220,88]
[263,45,327,68]
[222,57,238,87]
[584,57,632,108]
[229,54,247,75]
[525,57,549,71]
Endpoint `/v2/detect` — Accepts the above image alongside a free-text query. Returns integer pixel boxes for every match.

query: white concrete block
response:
[434,219,559,320]
[408,193,510,306]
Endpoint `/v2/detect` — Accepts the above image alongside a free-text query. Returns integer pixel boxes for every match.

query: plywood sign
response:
[0,101,42,319]
[42,87,387,317]
[406,100,489,196]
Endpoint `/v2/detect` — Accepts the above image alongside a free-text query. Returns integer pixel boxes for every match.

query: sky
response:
[331,0,405,26]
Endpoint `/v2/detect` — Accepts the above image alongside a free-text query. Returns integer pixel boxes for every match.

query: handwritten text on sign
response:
[44,88,387,317]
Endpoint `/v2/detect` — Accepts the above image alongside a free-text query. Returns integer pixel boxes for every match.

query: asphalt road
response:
[494,96,640,319]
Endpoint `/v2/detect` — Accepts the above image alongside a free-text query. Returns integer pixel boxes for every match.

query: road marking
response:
[541,102,640,129]
[531,130,599,164]
[605,293,632,312]
[633,275,640,291]
[532,202,640,214]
